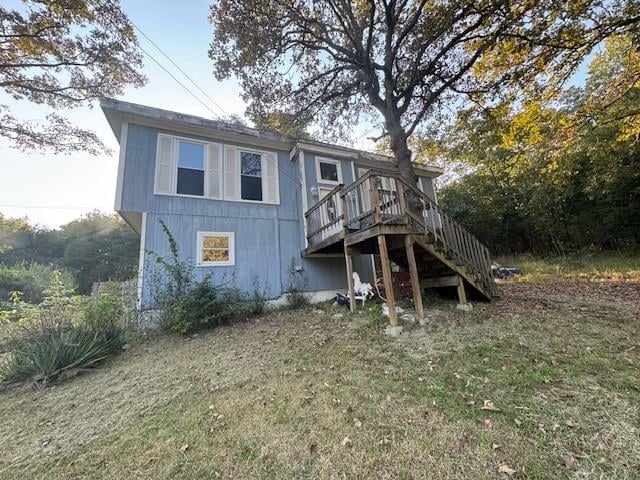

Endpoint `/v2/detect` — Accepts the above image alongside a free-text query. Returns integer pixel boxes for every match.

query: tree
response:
[435,36,640,254]
[0,0,145,154]
[209,0,638,191]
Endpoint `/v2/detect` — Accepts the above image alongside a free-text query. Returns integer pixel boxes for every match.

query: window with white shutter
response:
[154,134,175,195]
[154,134,278,204]
[206,143,222,199]
[263,152,279,204]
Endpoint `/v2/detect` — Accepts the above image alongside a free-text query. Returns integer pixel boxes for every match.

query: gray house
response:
[101,99,495,326]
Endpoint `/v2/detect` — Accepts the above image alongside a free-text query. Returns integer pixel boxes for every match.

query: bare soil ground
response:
[0,280,638,479]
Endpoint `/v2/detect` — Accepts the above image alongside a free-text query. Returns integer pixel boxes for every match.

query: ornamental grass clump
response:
[0,272,126,387]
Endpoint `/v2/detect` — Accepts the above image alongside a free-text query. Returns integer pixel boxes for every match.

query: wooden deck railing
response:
[304,171,497,297]
[305,183,344,243]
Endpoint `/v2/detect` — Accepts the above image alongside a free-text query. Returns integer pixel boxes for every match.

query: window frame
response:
[154,133,279,204]
[239,149,264,201]
[176,139,206,197]
[196,231,235,267]
[315,156,342,185]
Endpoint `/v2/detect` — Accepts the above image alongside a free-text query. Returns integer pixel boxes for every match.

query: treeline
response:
[434,36,640,255]
[0,211,139,303]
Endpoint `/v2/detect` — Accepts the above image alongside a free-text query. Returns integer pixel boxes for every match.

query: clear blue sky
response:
[0,1,591,228]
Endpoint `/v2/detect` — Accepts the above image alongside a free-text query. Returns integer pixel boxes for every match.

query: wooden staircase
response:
[303,171,497,324]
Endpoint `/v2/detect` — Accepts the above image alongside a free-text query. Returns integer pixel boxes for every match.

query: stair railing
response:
[304,170,497,297]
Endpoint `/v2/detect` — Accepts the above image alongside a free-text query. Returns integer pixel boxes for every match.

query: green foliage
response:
[0,272,127,387]
[62,212,140,293]
[0,211,139,295]
[0,262,74,304]
[150,221,269,335]
[0,0,145,153]
[436,36,640,255]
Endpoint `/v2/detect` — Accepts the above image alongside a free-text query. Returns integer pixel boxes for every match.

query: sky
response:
[0,0,250,228]
[0,1,592,229]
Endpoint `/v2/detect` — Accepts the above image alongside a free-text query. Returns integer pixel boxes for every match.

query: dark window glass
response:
[240,151,262,201]
[319,162,339,182]
[177,168,204,196]
[241,152,262,176]
[241,175,262,201]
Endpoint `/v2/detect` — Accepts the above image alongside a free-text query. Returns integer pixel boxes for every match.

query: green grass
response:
[0,280,638,479]
[497,252,640,283]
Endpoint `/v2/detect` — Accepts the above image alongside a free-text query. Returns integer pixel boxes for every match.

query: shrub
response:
[0,272,126,387]
[150,221,269,335]
[0,262,74,304]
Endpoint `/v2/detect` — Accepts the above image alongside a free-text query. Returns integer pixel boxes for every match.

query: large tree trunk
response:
[387,124,422,215]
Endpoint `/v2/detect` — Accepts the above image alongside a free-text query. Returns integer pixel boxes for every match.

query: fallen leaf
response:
[216,414,224,421]
[498,464,516,475]
[514,418,522,426]
[563,454,575,470]
[341,436,352,447]
[309,442,318,456]
[492,443,500,450]
[565,419,576,428]
[260,445,268,458]
[180,444,189,455]
[354,419,362,428]
[481,400,500,412]
[483,418,494,429]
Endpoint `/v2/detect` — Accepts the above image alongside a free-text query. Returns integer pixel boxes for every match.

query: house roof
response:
[99,98,443,177]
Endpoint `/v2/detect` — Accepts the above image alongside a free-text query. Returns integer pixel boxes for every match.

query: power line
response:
[129,23,228,118]
[92,0,223,120]
[91,0,301,189]
[0,204,113,210]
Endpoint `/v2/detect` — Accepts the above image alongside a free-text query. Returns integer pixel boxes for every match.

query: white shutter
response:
[224,145,240,200]
[206,143,222,199]
[263,152,279,204]
[154,134,174,195]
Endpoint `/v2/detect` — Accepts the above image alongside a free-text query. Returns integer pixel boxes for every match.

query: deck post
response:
[377,234,398,326]
[404,235,424,321]
[456,274,472,311]
[344,244,356,313]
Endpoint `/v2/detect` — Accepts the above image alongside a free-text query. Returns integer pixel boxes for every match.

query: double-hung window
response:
[240,151,262,201]
[154,134,278,204]
[176,141,205,196]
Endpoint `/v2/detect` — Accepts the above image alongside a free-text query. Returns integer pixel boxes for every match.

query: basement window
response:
[197,232,235,266]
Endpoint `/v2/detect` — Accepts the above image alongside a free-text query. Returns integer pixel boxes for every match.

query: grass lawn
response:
[1,279,639,479]
[497,252,640,283]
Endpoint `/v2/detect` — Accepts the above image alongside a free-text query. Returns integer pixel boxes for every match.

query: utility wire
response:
[129,22,229,118]
[92,0,302,189]
[0,204,113,210]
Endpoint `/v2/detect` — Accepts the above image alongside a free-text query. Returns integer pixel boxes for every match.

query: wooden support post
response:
[404,235,424,321]
[456,274,468,305]
[344,244,356,313]
[378,234,398,326]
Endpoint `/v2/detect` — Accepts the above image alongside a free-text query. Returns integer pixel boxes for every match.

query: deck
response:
[303,171,497,325]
